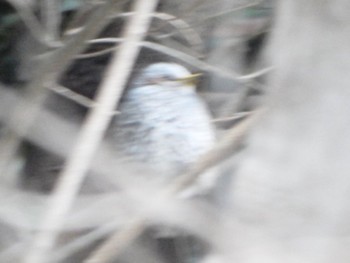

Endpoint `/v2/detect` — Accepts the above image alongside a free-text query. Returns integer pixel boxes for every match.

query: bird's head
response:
[133,63,201,89]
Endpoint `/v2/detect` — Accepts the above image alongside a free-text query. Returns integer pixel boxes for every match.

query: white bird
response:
[108,62,216,183]
[106,62,217,263]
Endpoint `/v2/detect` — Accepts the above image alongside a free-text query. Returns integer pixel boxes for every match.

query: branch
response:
[41,0,61,43]
[170,109,264,194]
[0,0,116,186]
[82,38,273,82]
[24,0,159,262]
[6,0,59,47]
[113,12,204,55]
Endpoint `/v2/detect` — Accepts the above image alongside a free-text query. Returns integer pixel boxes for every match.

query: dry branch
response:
[0,0,116,183]
[24,0,159,262]
[83,38,273,82]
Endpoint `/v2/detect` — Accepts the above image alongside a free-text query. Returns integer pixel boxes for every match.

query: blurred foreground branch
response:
[24,0,159,262]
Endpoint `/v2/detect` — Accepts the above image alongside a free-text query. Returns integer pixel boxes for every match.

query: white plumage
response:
[108,63,216,181]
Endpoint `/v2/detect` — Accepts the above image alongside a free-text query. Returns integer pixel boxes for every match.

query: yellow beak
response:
[177,73,202,86]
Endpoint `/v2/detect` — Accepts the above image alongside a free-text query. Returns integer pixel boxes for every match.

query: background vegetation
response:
[1,1,349,263]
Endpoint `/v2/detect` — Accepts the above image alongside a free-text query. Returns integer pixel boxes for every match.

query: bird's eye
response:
[145,75,177,85]
[161,75,176,81]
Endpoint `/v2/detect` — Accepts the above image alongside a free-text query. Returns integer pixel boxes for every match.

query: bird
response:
[106,62,217,263]
[107,62,216,183]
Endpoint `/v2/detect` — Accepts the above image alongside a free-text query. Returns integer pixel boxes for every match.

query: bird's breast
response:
[108,87,216,177]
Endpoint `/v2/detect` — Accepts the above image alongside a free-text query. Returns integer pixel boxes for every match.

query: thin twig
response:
[62,0,96,36]
[85,218,146,263]
[24,0,159,262]
[82,38,273,82]
[113,12,204,54]
[211,111,254,123]
[52,221,119,263]
[169,108,263,194]
[141,42,272,81]
[194,1,264,26]
[74,44,117,59]
[50,85,96,108]
[6,0,60,47]
[41,0,61,43]
[50,85,119,116]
